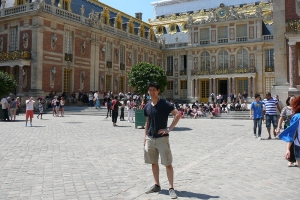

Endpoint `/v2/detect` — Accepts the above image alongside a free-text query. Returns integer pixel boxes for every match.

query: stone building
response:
[0,0,277,103]
[0,0,162,101]
[272,0,300,99]
[150,0,274,102]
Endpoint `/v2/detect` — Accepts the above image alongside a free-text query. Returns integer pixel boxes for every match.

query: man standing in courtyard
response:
[263,92,281,139]
[1,95,10,121]
[25,96,36,127]
[143,82,181,199]
[250,94,264,140]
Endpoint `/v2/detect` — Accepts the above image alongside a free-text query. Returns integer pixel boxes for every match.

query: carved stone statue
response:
[89,9,101,27]
[51,0,55,6]
[51,34,57,50]
[228,7,238,20]
[187,15,193,25]
[100,74,104,91]
[22,33,28,49]
[80,5,85,16]
[50,67,56,88]
[81,41,86,54]
[255,7,263,17]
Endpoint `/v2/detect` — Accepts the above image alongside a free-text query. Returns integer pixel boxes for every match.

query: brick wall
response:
[74,37,90,59]
[42,64,63,93]
[43,31,63,53]
[0,34,8,52]
[285,0,300,20]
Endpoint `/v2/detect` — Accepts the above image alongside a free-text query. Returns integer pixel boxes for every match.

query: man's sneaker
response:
[169,188,177,199]
[145,184,161,194]
[25,124,27,127]
[258,137,262,140]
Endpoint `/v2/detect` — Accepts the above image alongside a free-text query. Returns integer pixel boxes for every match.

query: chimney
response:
[135,12,142,20]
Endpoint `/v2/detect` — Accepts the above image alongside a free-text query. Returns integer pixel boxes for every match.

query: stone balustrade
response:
[191,67,256,76]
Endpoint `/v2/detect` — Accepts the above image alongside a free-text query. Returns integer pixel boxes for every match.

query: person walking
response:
[279,95,300,168]
[25,96,35,127]
[37,97,45,119]
[276,95,297,167]
[111,96,121,126]
[106,98,112,118]
[9,98,17,121]
[250,94,264,140]
[1,96,10,121]
[120,103,125,121]
[60,97,65,117]
[143,82,181,199]
[127,97,135,123]
[263,92,281,139]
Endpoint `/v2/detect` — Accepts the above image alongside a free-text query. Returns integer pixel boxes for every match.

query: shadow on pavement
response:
[172,127,193,131]
[160,189,219,199]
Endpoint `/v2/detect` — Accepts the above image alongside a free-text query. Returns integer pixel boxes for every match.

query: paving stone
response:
[0,115,300,199]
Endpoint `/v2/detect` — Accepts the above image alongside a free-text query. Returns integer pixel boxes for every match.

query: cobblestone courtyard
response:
[0,114,299,200]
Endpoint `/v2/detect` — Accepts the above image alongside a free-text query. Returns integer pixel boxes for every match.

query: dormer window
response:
[16,0,26,5]
[61,0,71,11]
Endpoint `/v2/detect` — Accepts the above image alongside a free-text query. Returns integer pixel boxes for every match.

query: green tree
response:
[0,71,18,97]
[128,62,167,95]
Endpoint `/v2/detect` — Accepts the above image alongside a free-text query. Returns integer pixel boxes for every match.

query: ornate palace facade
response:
[0,0,277,103]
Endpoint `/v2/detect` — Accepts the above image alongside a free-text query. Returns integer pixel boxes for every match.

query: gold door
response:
[63,69,71,94]
[200,80,209,103]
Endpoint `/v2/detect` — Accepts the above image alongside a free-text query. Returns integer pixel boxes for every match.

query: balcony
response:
[180,69,187,75]
[166,71,173,76]
[236,37,248,42]
[64,53,73,62]
[0,50,31,61]
[218,39,228,44]
[265,66,274,72]
[263,35,273,41]
[191,67,256,76]
[106,61,112,68]
[287,19,300,33]
[120,63,125,70]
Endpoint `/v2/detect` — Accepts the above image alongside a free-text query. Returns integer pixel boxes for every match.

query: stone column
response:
[228,77,231,102]
[252,76,256,97]
[288,42,297,90]
[191,79,195,98]
[209,78,212,102]
[195,79,199,99]
[10,66,14,76]
[248,77,251,97]
[18,65,24,95]
[213,78,216,94]
[232,77,235,94]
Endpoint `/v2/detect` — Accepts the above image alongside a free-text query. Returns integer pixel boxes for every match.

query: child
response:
[120,103,125,121]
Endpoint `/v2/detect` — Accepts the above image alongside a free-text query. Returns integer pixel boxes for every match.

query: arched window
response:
[237,48,248,68]
[200,51,210,70]
[218,50,229,70]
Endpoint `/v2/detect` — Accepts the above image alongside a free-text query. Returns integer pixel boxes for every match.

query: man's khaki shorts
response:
[144,135,172,166]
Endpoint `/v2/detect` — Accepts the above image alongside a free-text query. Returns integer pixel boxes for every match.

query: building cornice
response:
[151,0,198,7]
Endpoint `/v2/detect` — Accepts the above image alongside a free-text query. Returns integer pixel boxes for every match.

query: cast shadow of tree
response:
[160,189,219,199]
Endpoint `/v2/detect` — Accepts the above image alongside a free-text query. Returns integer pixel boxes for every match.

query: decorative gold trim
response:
[115,12,123,30]
[128,18,134,34]
[59,0,72,12]
[169,23,177,34]
[14,0,26,6]
[102,7,110,25]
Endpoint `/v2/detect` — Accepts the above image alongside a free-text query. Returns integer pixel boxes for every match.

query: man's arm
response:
[250,109,253,119]
[276,104,281,114]
[144,117,149,146]
[158,109,181,135]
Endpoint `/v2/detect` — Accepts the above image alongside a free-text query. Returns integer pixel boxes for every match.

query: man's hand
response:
[143,138,146,146]
[158,129,170,135]
[250,116,252,120]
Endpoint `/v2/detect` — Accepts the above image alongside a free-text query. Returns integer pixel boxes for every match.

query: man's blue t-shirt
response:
[251,101,263,119]
[144,99,174,138]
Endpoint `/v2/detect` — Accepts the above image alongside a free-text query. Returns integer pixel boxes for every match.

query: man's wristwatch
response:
[167,127,170,132]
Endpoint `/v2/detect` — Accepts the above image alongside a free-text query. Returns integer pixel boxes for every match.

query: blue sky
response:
[99,0,156,22]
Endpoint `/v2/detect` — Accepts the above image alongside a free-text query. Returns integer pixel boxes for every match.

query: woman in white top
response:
[127,98,134,123]
[60,97,65,117]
